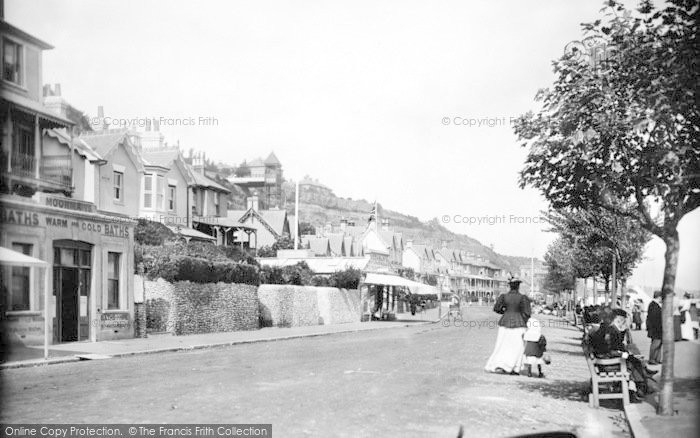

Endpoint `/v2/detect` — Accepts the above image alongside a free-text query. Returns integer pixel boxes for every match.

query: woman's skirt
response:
[673,315,682,341]
[484,326,526,373]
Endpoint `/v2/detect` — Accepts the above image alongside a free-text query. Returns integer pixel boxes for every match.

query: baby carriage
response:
[449,296,463,321]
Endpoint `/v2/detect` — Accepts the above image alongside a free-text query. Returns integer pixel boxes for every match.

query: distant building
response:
[228,196,290,249]
[227,152,283,209]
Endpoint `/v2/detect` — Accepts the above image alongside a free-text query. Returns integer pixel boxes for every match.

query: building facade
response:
[1,18,136,346]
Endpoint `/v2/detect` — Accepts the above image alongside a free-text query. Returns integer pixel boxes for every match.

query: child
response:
[523,318,548,378]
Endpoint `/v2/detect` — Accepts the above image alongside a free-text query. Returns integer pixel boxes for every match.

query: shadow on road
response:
[547,348,584,357]
[517,378,590,403]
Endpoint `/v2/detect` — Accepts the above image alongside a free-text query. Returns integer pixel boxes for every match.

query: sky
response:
[7,0,699,290]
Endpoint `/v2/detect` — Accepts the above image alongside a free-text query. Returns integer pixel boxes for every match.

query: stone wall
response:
[143,280,259,335]
[258,285,361,327]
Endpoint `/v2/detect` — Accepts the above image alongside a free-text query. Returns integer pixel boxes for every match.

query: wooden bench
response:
[582,340,630,407]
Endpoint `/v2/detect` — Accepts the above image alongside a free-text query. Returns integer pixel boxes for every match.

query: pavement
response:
[1,305,632,437]
[0,305,446,369]
[619,327,700,438]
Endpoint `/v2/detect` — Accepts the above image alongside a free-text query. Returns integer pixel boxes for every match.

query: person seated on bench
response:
[589,308,657,403]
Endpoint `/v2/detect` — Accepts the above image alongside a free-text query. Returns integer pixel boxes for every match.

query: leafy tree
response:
[513,0,699,414]
[544,205,650,306]
[134,219,175,246]
[298,221,316,236]
[543,238,576,296]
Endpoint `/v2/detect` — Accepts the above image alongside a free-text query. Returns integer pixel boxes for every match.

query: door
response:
[53,241,93,343]
[60,267,79,342]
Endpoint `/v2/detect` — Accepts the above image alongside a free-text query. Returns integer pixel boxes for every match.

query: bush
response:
[134,219,175,246]
[310,276,331,287]
[259,262,314,285]
[329,267,363,289]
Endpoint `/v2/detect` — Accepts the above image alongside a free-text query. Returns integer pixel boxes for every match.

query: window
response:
[113,171,123,200]
[168,185,176,211]
[156,175,164,210]
[3,39,22,85]
[192,189,198,215]
[214,192,220,216]
[143,174,153,208]
[107,252,120,310]
[10,243,32,311]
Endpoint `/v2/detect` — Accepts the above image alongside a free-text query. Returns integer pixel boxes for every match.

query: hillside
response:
[281,181,535,275]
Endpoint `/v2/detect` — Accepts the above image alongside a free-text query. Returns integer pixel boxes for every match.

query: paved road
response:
[1,307,629,437]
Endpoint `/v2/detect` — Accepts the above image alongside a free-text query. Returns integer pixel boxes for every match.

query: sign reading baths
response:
[0,207,130,238]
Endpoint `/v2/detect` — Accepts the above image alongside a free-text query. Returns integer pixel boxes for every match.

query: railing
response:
[1,152,72,188]
[41,155,72,187]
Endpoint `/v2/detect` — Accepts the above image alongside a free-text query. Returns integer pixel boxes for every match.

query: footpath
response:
[0,305,445,370]
[562,313,699,438]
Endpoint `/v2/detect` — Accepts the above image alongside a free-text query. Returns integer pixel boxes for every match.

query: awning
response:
[168,226,216,241]
[193,216,258,231]
[363,272,438,295]
[0,246,49,267]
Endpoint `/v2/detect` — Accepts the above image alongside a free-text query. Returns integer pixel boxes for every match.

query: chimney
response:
[154,118,160,131]
[381,218,390,231]
[42,84,53,97]
[246,196,259,212]
[146,118,152,131]
[340,217,348,232]
[54,83,61,96]
[193,152,205,174]
[97,106,104,118]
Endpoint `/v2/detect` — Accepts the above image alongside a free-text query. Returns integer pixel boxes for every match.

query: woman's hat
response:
[508,275,522,285]
[613,308,628,318]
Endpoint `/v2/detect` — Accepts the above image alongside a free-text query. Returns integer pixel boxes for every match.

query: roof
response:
[0,246,49,267]
[167,226,215,242]
[259,209,288,235]
[248,158,264,167]
[2,89,73,127]
[1,20,53,50]
[140,148,181,168]
[258,256,370,275]
[44,130,103,162]
[80,130,131,157]
[327,233,345,256]
[363,273,438,295]
[192,216,257,231]
[187,165,230,193]
[306,237,331,256]
[264,152,281,166]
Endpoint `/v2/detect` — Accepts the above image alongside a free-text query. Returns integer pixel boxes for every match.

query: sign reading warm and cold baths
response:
[0,207,130,238]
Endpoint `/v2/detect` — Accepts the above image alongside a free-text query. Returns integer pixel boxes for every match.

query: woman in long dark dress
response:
[484,276,531,374]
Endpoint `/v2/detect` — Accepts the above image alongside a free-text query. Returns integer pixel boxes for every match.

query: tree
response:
[513,0,699,414]
[543,238,576,297]
[298,221,316,236]
[543,205,651,306]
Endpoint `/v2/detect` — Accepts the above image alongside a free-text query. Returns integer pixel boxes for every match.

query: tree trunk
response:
[658,231,679,416]
[593,278,597,305]
[620,277,627,310]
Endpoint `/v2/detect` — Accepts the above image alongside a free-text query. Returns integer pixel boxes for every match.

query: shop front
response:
[0,194,135,346]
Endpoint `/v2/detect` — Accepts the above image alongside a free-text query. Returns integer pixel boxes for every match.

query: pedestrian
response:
[484,275,531,375]
[679,293,695,341]
[523,318,548,378]
[632,302,642,331]
[646,291,662,365]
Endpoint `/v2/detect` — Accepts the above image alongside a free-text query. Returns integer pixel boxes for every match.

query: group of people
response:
[484,276,549,378]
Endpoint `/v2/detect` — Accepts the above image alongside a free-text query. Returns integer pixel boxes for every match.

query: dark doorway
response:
[53,241,92,343]
[59,268,79,342]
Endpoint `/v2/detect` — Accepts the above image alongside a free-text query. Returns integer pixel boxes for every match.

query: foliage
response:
[513,0,699,415]
[134,219,175,246]
[398,267,416,280]
[259,262,314,286]
[328,267,363,289]
[543,237,577,294]
[298,221,316,236]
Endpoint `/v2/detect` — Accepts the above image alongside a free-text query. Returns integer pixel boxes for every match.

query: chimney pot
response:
[97,106,104,118]
[54,83,61,96]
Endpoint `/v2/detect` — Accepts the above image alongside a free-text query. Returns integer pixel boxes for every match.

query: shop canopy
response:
[0,246,49,267]
[363,272,438,296]
[0,246,51,360]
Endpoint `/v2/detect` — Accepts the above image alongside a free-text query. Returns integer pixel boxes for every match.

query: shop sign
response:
[0,207,130,238]
[101,313,130,328]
